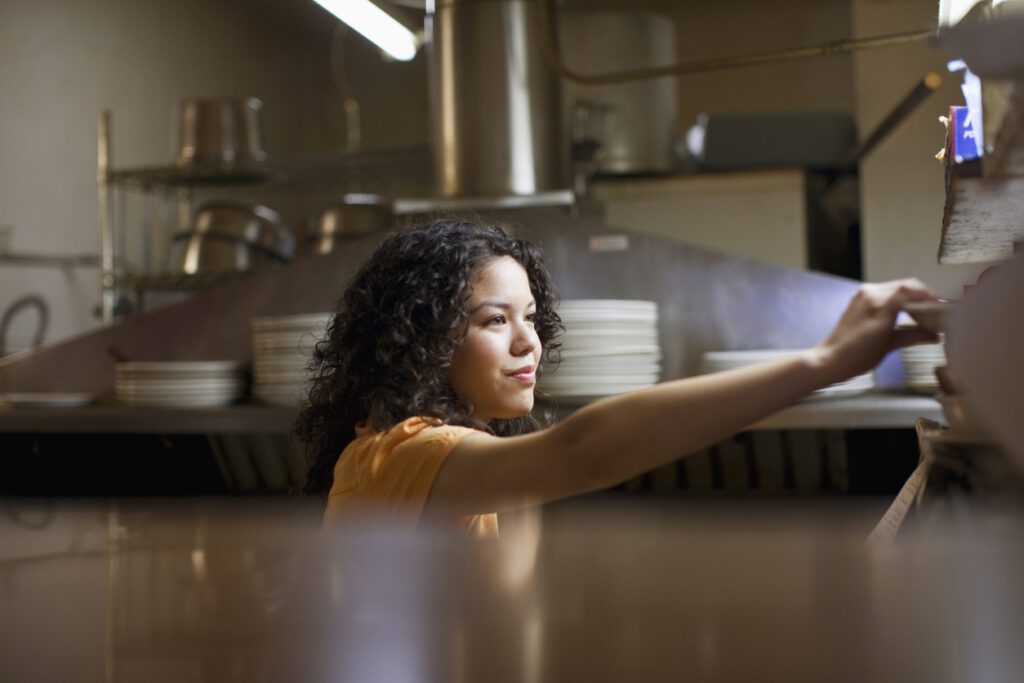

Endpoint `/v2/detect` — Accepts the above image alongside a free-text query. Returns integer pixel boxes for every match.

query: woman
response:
[296,218,937,535]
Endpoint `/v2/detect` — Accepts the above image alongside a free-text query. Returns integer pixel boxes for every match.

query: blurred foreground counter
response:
[2,497,1024,682]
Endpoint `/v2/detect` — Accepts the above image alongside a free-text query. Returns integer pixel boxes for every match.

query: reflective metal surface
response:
[429,0,569,197]
[175,97,267,167]
[171,202,294,275]
[305,195,391,256]
[3,498,1024,682]
[562,10,678,174]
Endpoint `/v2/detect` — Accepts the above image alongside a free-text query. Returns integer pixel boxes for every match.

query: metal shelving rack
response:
[95,115,435,323]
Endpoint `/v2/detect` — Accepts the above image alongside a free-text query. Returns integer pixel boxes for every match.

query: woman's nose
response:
[511,321,537,356]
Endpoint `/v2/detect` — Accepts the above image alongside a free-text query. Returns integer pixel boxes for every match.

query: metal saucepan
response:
[305,194,392,256]
[175,97,267,167]
[171,202,294,275]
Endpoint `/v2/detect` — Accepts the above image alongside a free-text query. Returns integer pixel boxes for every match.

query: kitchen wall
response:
[0,0,988,351]
[665,0,857,129]
[0,0,426,350]
[852,0,989,299]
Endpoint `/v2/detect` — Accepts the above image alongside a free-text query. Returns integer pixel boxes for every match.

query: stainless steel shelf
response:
[106,145,435,195]
[392,189,575,214]
[0,403,297,434]
[549,391,943,430]
[114,270,256,292]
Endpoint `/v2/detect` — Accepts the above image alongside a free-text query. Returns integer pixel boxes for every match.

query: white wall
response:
[0,0,427,350]
[852,0,990,298]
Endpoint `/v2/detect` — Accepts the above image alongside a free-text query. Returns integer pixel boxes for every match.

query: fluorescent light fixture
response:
[312,0,419,62]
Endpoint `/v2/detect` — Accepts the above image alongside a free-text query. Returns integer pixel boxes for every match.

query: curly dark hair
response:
[295,217,564,496]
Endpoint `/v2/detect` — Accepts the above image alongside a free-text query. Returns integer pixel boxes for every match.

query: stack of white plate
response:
[900,340,946,394]
[539,300,661,403]
[699,350,876,399]
[115,361,245,408]
[251,313,331,407]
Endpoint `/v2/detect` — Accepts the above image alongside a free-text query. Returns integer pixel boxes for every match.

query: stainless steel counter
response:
[2,498,1023,682]
[0,392,941,434]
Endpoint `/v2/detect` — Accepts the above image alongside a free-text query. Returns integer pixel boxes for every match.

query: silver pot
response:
[175,97,267,167]
[305,195,391,256]
[171,202,293,275]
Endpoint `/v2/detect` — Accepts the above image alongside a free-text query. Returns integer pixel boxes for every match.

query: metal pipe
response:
[98,111,115,324]
[0,252,99,268]
[537,0,934,85]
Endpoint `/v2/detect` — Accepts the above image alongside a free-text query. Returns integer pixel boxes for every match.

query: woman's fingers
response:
[878,278,940,314]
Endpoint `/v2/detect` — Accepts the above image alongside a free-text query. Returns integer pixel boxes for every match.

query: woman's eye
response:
[525,313,537,324]
[487,315,506,326]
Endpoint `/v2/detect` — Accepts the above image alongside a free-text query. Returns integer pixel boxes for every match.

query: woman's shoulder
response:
[333,416,485,492]
[354,416,483,444]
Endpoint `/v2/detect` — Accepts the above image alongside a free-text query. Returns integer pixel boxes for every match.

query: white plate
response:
[253,348,310,359]
[540,372,661,386]
[253,382,308,394]
[253,370,309,384]
[560,342,659,354]
[560,325,658,337]
[119,395,239,408]
[253,356,311,369]
[116,377,245,390]
[559,312,658,324]
[116,386,243,398]
[561,325,659,335]
[559,345,661,359]
[253,366,308,379]
[252,331,325,346]
[699,350,804,369]
[116,361,245,375]
[542,384,655,399]
[559,299,657,310]
[251,313,332,331]
[543,378,657,392]
[0,392,97,408]
[552,360,663,370]
[254,394,304,408]
[803,384,875,400]
[544,366,661,379]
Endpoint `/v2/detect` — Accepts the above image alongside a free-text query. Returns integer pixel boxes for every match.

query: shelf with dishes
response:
[0,311,332,433]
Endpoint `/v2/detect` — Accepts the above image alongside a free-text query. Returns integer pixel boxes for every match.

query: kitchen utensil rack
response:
[97,114,435,323]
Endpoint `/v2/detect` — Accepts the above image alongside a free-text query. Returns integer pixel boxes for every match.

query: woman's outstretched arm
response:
[426,279,939,515]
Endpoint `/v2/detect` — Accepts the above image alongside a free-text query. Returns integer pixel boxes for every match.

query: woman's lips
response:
[508,367,536,383]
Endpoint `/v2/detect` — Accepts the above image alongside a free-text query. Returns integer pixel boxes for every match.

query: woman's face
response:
[449,256,542,423]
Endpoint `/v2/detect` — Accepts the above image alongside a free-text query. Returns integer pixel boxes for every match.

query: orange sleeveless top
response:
[323,416,499,538]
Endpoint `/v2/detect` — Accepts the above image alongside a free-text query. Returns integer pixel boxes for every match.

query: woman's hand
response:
[813,278,940,383]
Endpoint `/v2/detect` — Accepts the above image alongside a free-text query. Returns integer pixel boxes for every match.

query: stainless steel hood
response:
[427,0,571,199]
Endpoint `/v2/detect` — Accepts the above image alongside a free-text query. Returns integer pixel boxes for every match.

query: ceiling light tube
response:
[312,0,419,62]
